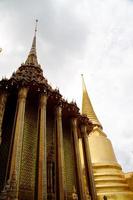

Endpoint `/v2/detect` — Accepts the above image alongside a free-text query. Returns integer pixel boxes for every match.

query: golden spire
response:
[25,19,39,66]
[81,74,102,127]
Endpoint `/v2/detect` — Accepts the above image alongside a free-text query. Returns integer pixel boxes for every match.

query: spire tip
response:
[81,76,102,127]
[25,20,39,66]
[35,19,38,33]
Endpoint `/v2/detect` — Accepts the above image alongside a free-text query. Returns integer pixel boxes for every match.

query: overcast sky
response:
[0,0,133,172]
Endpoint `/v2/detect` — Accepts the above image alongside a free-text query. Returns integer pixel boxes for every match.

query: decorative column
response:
[71,118,86,200]
[81,124,97,200]
[37,94,47,200]
[55,106,65,200]
[0,91,8,144]
[9,87,28,200]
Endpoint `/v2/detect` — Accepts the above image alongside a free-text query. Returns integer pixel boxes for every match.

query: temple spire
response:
[81,74,102,128]
[25,19,39,66]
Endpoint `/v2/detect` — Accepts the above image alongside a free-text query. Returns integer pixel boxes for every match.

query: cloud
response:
[0,0,133,172]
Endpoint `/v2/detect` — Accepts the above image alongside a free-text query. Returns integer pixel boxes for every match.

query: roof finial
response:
[35,19,38,34]
[25,19,39,67]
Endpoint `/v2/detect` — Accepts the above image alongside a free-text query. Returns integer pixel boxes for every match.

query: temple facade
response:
[0,27,96,200]
[0,24,133,200]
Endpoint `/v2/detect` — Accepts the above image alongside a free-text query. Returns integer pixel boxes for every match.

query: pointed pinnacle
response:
[81,74,102,128]
[35,19,38,33]
[25,20,39,66]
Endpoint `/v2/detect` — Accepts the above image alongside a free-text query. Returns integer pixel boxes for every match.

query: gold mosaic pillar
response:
[71,118,86,200]
[38,94,47,200]
[9,87,28,199]
[0,91,8,144]
[81,124,97,200]
[56,106,65,200]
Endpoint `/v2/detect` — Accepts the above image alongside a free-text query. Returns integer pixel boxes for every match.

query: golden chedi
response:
[81,75,133,199]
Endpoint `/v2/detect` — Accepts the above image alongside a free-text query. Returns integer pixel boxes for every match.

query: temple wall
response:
[63,119,77,199]
[46,113,55,159]
[19,93,38,200]
[0,91,91,199]
[0,92,17,191]
[46,111,56,199]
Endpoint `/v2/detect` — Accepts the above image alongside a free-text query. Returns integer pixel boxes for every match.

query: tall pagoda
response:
[0,22,96,200]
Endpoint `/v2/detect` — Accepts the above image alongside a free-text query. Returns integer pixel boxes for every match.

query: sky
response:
[0,0,133,172]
